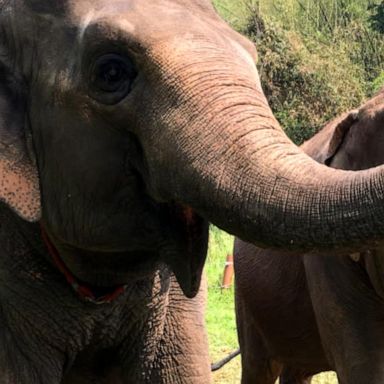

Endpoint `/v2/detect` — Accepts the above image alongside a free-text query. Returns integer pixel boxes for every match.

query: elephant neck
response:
[40,225,127,305]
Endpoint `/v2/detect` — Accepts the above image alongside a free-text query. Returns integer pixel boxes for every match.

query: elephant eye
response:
[89,54,137,105]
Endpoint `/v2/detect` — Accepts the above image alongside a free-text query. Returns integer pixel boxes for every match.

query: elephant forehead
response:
[22,0,66,15]
[18,0,223,50]
[68,1,240,64]
[72,0,220,39]
[70,0,215,16]
[12,0,256,70]
[22,0,216,21]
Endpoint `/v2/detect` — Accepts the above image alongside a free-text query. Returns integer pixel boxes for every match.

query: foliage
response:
[244,13,366,143]
[214,0,384,144]
[369,1,384,33]
[373,71,384,92]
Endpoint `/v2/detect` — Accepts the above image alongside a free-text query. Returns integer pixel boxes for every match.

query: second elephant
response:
[235,88,384,384]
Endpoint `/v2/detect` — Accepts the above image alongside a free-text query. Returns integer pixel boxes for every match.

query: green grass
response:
[206,227,237,353]
[205,227,338,383]
[213,0,255,31]
[206,226,241,383]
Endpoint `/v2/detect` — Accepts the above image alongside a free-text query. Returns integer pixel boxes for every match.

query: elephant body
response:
[235,89,384,384]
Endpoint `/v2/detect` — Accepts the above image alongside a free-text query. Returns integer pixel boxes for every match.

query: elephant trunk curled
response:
[137,36,384,253]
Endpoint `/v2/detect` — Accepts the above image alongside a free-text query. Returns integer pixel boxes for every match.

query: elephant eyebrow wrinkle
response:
[78,10,95,43]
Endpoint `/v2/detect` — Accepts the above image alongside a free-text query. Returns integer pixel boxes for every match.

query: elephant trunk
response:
[171,120,384,251]
[140,37,384,252]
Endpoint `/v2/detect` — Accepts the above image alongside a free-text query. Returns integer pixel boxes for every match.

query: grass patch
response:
[206,226,238,354]
[205,226,241,383]
[212,0,249,29]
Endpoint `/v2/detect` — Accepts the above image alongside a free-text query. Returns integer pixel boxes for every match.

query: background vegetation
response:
[205,1,384,382]
[214,0,384,143]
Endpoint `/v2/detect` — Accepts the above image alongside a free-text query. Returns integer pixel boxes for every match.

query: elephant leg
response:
[236,295,282,384]
[240,345,282,384]
[0,313,63,384]
[0,344,63,384]
[279,368,313,384]
[148,275,210,384]
[62,348,124,384]
[304,254,384,384]
[121,274,210,384]
[240,352,281,384]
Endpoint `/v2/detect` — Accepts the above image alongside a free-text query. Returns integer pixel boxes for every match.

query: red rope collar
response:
[40,226,127,305]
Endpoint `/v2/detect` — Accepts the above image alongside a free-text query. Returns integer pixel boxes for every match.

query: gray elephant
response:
[235,88,384,384]
[3,1,384,383]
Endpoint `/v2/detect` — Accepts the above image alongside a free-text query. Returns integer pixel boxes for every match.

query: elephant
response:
[3,1,384,383]
[234,88,384,384]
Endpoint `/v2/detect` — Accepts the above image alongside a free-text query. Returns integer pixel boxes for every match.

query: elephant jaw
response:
[40,226,128,304]
[160,204,209,298]
[39,205,208,301]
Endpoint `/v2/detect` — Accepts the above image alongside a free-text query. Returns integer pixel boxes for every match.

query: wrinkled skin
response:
[4,1,384,383]
[0,222,210,383]
[235,89,384,384]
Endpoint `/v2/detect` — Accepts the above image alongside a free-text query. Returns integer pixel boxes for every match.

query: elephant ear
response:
[301,110,359,165]
[0,63,41,221]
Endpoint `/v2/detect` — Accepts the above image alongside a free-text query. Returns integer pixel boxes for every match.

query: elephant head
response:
[2,0,384,298]
[301,87,384,171]
[301,87,384,304]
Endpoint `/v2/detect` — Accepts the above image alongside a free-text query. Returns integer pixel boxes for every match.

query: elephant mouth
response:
[40,204,209,301]
[40,227,140,304]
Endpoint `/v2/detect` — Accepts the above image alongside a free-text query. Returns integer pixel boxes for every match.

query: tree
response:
[369,1,384,33]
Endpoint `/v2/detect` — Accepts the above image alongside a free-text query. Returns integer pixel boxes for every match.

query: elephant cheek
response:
[162,205,209,298]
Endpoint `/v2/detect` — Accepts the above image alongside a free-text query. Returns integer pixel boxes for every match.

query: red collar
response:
[40,226,127,305]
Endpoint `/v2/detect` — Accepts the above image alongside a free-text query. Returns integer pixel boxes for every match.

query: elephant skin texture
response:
[3,1,384,383]
[235,88,384,384]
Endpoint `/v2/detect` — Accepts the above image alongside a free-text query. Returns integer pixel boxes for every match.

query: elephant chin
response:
[39,205,209,299]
